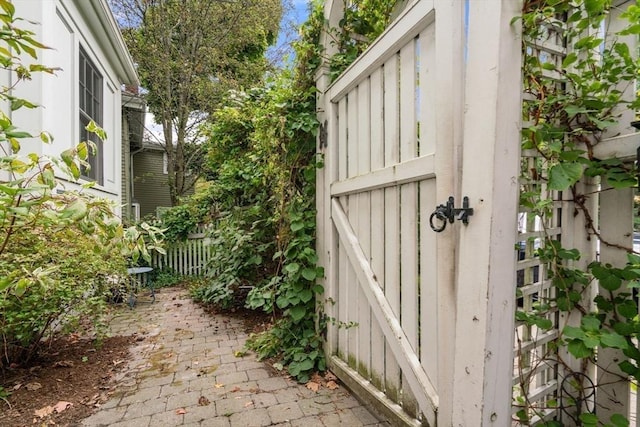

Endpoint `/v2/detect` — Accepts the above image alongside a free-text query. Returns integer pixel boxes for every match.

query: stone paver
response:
[81,287,390,426]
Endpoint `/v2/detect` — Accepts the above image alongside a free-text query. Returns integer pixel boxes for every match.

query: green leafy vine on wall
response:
[515,0,640,425]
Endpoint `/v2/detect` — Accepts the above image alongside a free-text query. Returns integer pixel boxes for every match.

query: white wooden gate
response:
[317,1,522,425]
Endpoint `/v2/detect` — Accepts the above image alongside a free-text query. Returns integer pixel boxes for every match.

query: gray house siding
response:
[133,148,172,218]
[121,93,145,222]
[121,111,131,221]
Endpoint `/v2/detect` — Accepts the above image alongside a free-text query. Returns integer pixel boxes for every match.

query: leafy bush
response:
[0,2,163,368]
[150,268,183,289]
[0,224,126,364]
[191,211,274,308]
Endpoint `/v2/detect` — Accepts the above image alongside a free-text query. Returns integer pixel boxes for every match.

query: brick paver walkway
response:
[81,287,389,427]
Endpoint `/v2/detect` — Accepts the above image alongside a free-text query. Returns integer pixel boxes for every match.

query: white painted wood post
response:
[597,184,633,422]
[451,0,522,425]
[595,2,638,419]
[316,0,344,360]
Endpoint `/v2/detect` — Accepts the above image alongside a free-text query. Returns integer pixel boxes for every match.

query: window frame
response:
[79,46,104,185]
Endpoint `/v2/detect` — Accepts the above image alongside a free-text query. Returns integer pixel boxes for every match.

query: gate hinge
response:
[319,120,328,149]
[429,196,474,232]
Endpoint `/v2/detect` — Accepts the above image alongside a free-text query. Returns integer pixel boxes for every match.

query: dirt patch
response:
[0,335,135,427]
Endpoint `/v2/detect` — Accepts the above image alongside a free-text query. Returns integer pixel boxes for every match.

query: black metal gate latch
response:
[429,196,474,232]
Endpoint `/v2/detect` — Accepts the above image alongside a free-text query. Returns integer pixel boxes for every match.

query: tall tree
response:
[110,0,282,205]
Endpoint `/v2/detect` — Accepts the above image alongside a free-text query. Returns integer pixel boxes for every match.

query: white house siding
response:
[9,0,138,217]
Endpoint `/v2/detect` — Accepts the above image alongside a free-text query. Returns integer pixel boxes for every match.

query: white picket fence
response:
[151,225,212,276]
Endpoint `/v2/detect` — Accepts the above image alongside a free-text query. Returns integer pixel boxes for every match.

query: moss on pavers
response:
[118,385,160,405]
[159,381,189,397]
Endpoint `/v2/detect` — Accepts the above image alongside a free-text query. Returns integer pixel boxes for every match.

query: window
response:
[79,47,103,184]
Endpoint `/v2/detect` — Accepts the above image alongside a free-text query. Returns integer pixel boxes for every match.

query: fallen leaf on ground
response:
[53,401,72,413]
[34,406,54,418]
[198,396,210,406]
[326,380,339,390]
[231,386,241,393]
[234,350,247,357]
[306,381,320,393]
[214,383,225,388]
[53,360,75,368]
[325,371,337,381]
[176,408,187,415]
[12,383,22,391]
[244,401,253,408]
[26,382,42,391]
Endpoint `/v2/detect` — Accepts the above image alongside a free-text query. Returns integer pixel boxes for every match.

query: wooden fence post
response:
[451,0,522,424]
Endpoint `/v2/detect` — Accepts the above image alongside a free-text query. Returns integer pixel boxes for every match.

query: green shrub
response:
[0,224,126,364]
[151,268,183,288]
[191,213,274,308]
[0,2,164,368]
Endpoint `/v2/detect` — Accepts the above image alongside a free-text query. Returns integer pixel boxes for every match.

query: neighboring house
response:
[10,0,139,219]
[131,140,173,219]
[131,138,196,219]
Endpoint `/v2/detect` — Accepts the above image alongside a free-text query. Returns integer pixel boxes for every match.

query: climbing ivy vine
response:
[173,0,403,383]
[516,0,640,425]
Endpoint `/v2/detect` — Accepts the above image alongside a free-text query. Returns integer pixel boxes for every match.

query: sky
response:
[268,0,312,66]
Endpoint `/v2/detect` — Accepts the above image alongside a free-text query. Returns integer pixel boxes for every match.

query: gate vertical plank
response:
[400,38,420,417]
[418,23,438,384]
[399,39,419,348]
[347,88,360,368]
[383,54,402,403]
[337,97,348,359]
[369,67,386,389]
[357,77,372,379]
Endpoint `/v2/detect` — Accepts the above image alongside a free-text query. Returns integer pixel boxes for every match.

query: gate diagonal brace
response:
[429,196,474,232]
